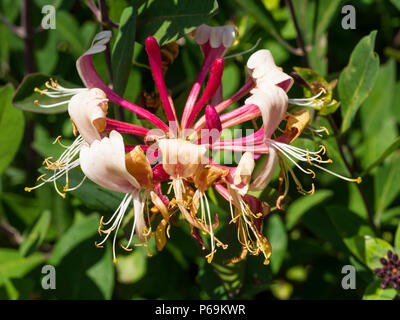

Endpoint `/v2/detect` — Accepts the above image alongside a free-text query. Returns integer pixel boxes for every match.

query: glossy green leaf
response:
[48,214,115,299]
[265,214,287,274]
[136,0,219,46]
[112,5,137,98]
[286,190,333,230]
[339,31,379,133]
[293,67,339,115]
[19,210,51,257]
[395,224,400,253]
[55,11,85,57]
[362,136,400,176]
[0,85,24,175]
[358,60,398,168]
[49,214,100,265]
[0,249,45,286]
[327,206,374,262]
[314,0,343,40]
[363,279,397,300]
[374,155,400,225]
[390,0,400,10]
[66,169,125,212]
[12,73,79,114]
[364,236,393,270]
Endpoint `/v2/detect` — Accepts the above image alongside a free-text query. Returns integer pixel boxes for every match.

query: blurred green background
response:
[0,0,400,300]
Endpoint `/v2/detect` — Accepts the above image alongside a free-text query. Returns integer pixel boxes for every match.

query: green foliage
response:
[0,85,24,175]
[0,0,399,301]
[136,0,219,45]
[339,31,380,133]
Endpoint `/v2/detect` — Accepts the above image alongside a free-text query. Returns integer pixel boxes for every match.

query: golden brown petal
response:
[125,146,154,190]
[193,165,229,192]
[283,109,311,141]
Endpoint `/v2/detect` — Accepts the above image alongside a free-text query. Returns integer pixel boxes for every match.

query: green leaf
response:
[235,0,291,52]
[55,11,85,57]
[66,169,125,212]
[395,224,400,253]
[0,249,45,286]
[19,210,51,257]
[0,84,24,175]
[293,67,339,115]
[374,155,400,225]
[358,60,398,168]
[314,0,343,40]
[363,279,397,300]
[339,31,379,133]
[265,214,287,274]
[327,205,374,262]
[286,190,333,230]
[362,136,400,176]
[364,236,394,270]
[115,249,147,284]
[48,214,115,299]
[390,0,400,11]
[49,214,100,265]
[136,0,219,46]
[12,73,79,114]
[112,5,137,98]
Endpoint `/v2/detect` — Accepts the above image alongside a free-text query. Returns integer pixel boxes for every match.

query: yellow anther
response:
[24,187,32,192]
[94,241,104,248]
[356,177,362,184]
[36,174,46,182]
[307,169,316,179]
[98,216,104,236]
[34,87,48,95]
[320,145,327,155]
[120,244,133,252]
[34,100,39,105]
[63,183,69,192]
[306,151,313,165]
[320,126,330,135]
[166,223,171,238]
[113,258,117,264]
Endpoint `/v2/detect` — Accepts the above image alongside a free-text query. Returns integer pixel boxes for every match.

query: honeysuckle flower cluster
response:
[26,24,361,264]
[374,250,400,290]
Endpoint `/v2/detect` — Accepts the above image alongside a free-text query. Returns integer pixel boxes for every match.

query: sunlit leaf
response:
[339,31,379,133]
[0,85,24,175]
[136,0,219,46]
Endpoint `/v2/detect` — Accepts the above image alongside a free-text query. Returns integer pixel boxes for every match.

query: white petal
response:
[250,147,278,191]
[195,24,210,45]
[222,25,236,48]
[245,85,288,140]
[68,88,107,144]
[210,26,223,48]
[79,131,140,193]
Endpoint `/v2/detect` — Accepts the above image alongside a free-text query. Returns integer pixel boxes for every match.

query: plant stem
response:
[328,115,378,233]
[99,0,114,86]
[98,0,125,121]
[286,0,310,67]
[21,0,36,174]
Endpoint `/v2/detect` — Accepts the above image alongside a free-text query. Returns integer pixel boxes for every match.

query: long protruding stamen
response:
[288,88,326,108]
[25,135,84,197]
[95,193,133,263]
[224,38,261,60]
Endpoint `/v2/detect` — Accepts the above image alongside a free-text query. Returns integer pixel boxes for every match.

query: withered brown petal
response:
[125,146,153,190]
